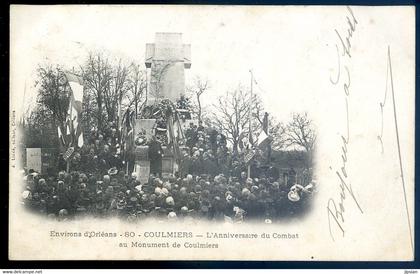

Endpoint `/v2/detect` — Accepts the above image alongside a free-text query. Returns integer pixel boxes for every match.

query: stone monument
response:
[134,32,192,180]
[145,32,191,104]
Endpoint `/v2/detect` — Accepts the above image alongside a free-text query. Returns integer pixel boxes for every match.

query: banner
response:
[64,72,85,148]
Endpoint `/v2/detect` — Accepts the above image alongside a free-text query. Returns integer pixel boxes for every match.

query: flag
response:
[262,112,269,135]
[257,130,270,148]
[166,108,183,164]
[248,131,254,147]
[64,72,85,148]
[57,126,66,147]
[65,72,84,111]
[58,126,62,139]
[78,132,84,147]
[127,111,135,150]
[121,109,135,153]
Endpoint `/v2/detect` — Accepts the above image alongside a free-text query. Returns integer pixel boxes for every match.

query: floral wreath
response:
[134,129,148,146]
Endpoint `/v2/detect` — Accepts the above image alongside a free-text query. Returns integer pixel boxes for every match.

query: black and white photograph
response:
[9,5,414,261]
[18,30,317,224]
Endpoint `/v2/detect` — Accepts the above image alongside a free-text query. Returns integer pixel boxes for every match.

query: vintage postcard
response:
[9,5,415,261]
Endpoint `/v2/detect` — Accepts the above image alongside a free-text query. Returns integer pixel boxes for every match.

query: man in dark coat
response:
[148,136,163,177]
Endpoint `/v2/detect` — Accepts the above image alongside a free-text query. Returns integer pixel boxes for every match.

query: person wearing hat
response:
[126,195,139,215]
[161,187,169,197]
[164,196,175,213]
[102,175,111,188]
[86,175,97,194]
[144,194,156,216]
[71,152,82,172]
[240,171,247,184]
[167,211,177,222]
[179,148,192,177]
[154,187,165,208]
[29,192,46,214]
[125,172,138,191]
[67,175,81,215]
[83,147,98,173]
[94,190,106,217]
[198,203,210,220]
[233,206,246,223]
[114,191,127,217]
[140,175,154,194]
[58,209,69,221]
[187,192,199,211]
[179,206,189,220]
[108,167,118,177]
[210,195,225,221]
[97,144,113,172]
[185,123,197,149]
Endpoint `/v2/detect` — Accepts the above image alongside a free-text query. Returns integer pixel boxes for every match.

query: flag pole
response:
[67,97,73,173]
[247,70,253,179]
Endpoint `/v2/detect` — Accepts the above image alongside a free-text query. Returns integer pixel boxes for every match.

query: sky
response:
[10,5,338,124]
[10,5,415,125]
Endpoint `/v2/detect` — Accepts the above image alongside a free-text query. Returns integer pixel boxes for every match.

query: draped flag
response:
[166,107,184,164]
[64,72,85,148]
[121,109,135,154]
[257,130,270,148]
[57,126,66,147]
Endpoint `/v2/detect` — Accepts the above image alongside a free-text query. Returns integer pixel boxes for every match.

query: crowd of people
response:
[21,108,315,223]
[22,168,314,223]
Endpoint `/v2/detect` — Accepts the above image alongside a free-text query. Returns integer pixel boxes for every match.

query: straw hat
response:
[288,190,300,202]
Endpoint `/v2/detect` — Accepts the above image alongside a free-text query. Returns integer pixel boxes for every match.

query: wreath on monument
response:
[134,129,148,146]
[141,97,192,121]
[176,96,193,121]
[139,98,192,145]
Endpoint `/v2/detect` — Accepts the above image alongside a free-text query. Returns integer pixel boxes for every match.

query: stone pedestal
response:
[134,160,150,185]
[134,145,150,184]
[134,145,178,179]
[162,146,174,178]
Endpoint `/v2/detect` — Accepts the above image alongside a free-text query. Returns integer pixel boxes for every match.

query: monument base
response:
[134,145,179,180]
[162,146,175,178]
[134,160,150,185]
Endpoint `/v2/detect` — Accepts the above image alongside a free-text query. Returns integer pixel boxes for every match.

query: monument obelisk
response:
[134,33,191,181]
[145,32,191,104]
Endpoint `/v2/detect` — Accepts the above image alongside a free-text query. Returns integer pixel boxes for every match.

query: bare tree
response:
[187,76,210,122]
[82,52,113,131]
[103,59,130,124]
[210,86,251,155]
[285,112,316,152]
[124,63,147,117]
[209,85,289,156]
[82,52,132,131]
[33,64,70,144]
[269,119,287,150]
